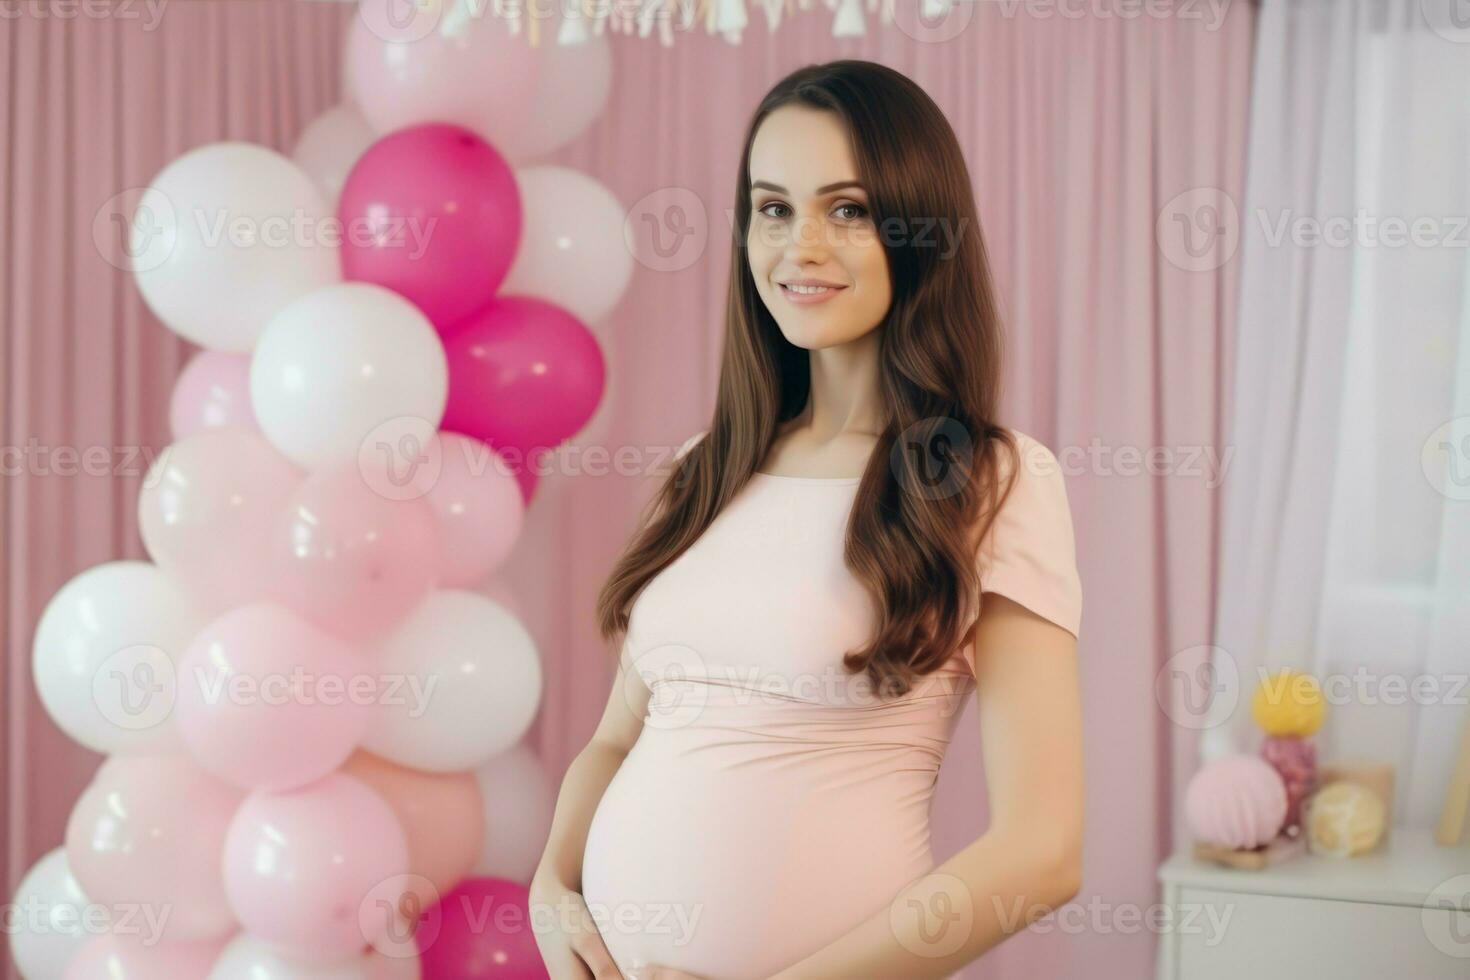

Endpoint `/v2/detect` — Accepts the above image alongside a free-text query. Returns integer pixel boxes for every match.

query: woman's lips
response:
[779,282,847,306]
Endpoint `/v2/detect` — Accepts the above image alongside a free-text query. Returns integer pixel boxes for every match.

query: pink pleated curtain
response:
[0,2,1253,978]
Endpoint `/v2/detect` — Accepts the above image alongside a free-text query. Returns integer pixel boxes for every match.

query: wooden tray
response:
[1192,833,1308,870]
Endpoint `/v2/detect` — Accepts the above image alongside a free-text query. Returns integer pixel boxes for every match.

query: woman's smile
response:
[778,281,849,305]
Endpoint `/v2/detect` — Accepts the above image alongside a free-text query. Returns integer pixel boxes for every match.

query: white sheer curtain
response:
[1210,0,1470,830]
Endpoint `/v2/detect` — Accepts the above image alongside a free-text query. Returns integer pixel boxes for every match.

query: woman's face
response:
[746,105,892,350]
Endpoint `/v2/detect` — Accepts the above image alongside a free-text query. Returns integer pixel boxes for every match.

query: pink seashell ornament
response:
[1185,753,1288,849]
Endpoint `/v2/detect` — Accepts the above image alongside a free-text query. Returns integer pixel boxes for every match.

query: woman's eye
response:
[756,201,869,220]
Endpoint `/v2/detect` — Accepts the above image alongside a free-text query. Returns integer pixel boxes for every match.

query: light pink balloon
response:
[503,29,613,162]
[222,772,410,961]
[138,429,302,617]
[344,1,540,153]
[411,433,524,587]
[292,103,377,208]
[176,603,373,792]
[269,459,441,642]
[62,932,228,980]
[170,350,257,439]
[65,756,243,942]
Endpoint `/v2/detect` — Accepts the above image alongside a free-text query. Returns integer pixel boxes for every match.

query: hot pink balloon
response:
[170,350,257,439]
[441,295,605,490]
[139,428,302,617]
[416,878,547,980]
[338,123,522,329]
[176,603,373,791]
[411,433,525,587]
[65,756,243,942]
[222,772,410,962]
[63,933,227,980]
[268,458,441,642]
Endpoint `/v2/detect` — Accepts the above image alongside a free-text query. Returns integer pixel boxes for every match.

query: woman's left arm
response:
[646,592,1084,980]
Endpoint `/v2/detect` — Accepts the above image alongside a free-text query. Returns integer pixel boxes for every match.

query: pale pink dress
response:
[579,428,1082,979]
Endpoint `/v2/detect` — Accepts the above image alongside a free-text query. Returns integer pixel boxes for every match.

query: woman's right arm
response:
[530,640,652,978]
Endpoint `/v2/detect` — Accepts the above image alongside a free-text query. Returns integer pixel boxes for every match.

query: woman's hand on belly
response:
[640,967,710,980]
[529,869,625,979]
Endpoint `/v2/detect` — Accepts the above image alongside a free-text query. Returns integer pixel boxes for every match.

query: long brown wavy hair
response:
[595,60,1020,699]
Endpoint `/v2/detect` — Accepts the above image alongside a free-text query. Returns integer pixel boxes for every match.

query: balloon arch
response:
[13,2,632,978]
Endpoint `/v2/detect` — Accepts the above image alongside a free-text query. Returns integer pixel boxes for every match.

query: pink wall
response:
[1,3,1253,978]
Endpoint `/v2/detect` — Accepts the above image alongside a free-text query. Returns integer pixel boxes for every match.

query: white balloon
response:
[32,561,204,755]
[363,591,542,772]
[501,166,634,327]
[10,848,104,980]
[131,142,340,352]
[250,283,448,470]
[473,741,555,884]
[207,933,378,980]
[291,104,377,209]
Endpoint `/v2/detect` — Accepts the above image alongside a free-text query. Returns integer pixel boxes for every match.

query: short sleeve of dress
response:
[967,431,1083,654]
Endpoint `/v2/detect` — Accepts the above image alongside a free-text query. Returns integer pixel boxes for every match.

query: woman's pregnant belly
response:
[579,706,942,980]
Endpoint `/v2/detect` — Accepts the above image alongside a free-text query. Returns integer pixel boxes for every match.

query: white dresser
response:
[1155,828,1470,979]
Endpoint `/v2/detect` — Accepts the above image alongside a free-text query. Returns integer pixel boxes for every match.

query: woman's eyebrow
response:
[750,179,867,195]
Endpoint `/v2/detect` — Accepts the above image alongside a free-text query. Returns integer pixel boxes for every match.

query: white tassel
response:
[637,0,676,46]
[831,0,864,36]
[676,0,698,31]
[440,0,478,38]
[760,0,785,32]
[488,0,523,36]
[920,0,949,20]
[557,6,591,45]
[610,0,632,34]
[584,0,610,35]
[635,0,658,37]
[715,0,747,43]
[493,0,927,46]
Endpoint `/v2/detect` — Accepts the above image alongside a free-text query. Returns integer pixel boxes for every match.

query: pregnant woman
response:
[530,60,1084,980]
